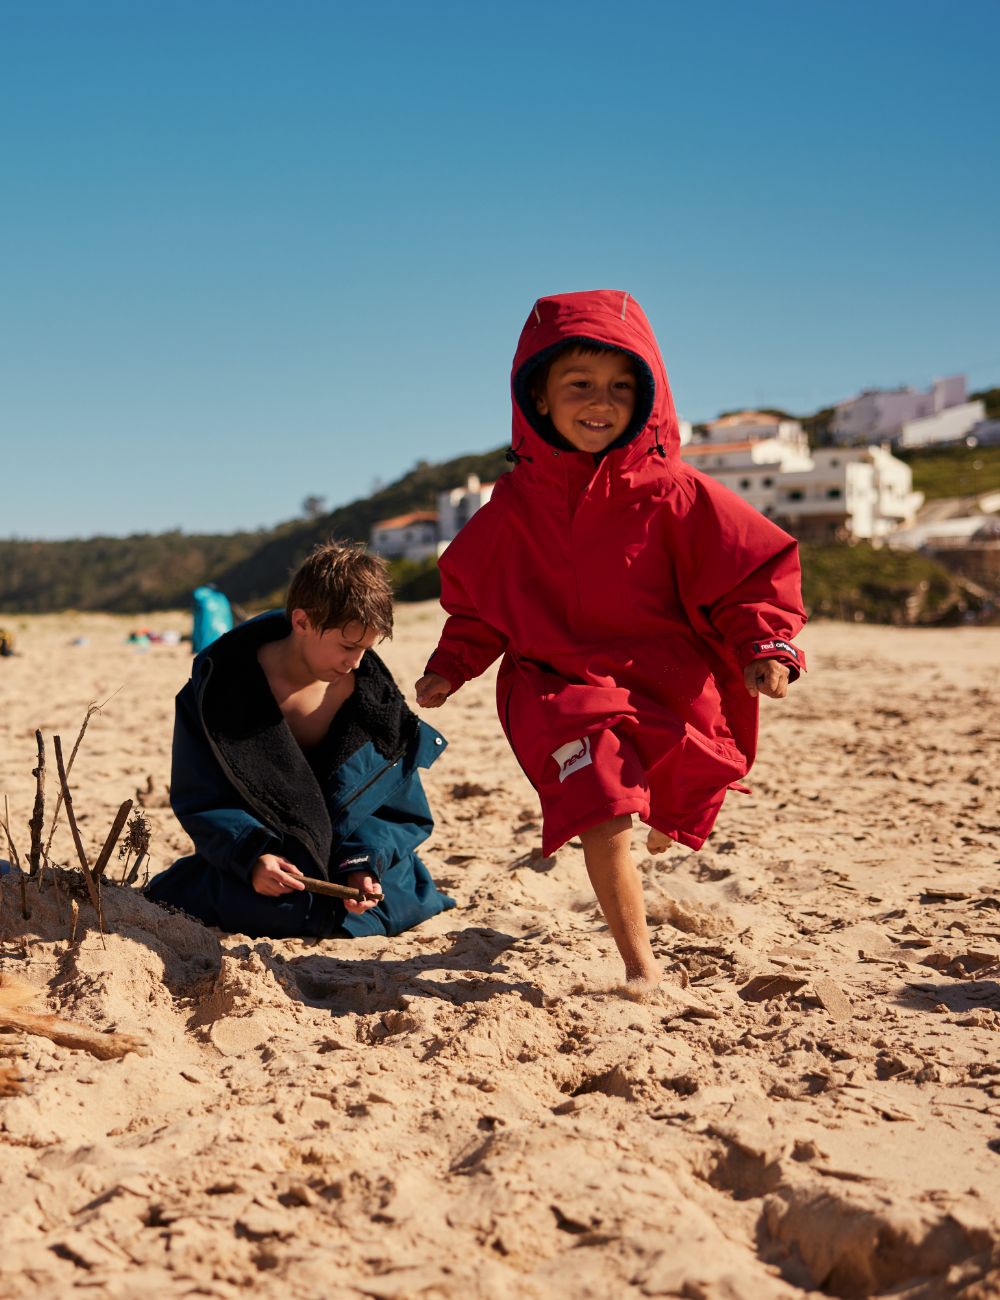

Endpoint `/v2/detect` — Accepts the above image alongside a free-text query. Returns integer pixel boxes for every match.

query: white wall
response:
[437,476,495,542]
[898,400,986,448]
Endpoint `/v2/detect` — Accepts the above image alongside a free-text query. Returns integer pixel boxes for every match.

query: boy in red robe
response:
[416,290,806,984]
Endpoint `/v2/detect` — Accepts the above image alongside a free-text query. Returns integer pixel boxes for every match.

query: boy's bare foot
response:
[614,963,662,1001]
[646,828,673,855]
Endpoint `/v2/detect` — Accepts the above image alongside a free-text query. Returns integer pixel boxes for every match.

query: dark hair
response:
[286,541,393,638]
[527,339,634,401]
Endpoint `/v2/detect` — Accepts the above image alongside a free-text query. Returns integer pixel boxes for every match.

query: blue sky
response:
[2,0,998,540]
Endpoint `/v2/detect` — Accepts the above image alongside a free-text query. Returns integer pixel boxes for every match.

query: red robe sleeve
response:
[671,474,807,678]
[424,540,508,693]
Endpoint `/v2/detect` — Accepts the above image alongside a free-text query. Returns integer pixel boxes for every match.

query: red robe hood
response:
[510,289,682,473]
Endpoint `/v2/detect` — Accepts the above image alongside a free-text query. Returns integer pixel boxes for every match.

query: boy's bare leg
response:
[646,828,673,855]
[580,815,659,984]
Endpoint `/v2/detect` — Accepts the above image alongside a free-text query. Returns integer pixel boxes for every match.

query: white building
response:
[436,474,495,545]
[698,410,809,452]
[370,511,439,561]
[370,474,497,562]
[831,375,979,446]
[682,425,923,542]
[679,413,812,517]
[773,446,924,542]
[888,515,1000,551]
[898,399,987,449]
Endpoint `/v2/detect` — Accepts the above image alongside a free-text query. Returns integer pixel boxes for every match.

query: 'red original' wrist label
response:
[752,639,799,659]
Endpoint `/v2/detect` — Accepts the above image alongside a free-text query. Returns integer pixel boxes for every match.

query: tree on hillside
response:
[970,387,1000,421]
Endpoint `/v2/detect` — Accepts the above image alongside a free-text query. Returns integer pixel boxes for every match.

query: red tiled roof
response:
[373,511,438,531]
[709,411,782,429]
[681,440,755,457]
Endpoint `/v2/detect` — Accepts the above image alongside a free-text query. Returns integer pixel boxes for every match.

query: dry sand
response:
[0,607,998,1299]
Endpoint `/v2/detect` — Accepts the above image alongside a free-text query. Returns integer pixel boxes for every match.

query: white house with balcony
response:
[370,474,498,562]
[370,511,439,561]
[772,446,923,541]
[697,410,809,452]
[680,412,813,519]
[680,438,813,517]
[830,376,982,447]
[682,415,922,541]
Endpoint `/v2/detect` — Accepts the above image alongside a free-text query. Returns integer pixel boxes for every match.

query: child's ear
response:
[290,608,311,635]
[533,389,549,416]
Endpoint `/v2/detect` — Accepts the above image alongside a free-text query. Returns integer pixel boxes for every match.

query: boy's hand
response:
[252,854,307,895]
[744,659,791,699]
[342,872,383,914]
[415,672,451,708]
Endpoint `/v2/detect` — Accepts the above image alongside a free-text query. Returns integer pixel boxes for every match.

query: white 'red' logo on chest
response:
[552,736,593,783]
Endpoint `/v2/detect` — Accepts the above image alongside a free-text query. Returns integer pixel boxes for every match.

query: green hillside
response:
[0,446,511,615]
[897,444,1000,500]
[0,442,994,624]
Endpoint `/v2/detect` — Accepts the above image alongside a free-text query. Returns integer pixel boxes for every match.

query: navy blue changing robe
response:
[146,612,455,939]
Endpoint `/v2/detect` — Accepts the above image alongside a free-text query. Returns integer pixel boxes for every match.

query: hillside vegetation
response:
[0,447,511,615]
[0,445,993,624]
[897,444,1000,500]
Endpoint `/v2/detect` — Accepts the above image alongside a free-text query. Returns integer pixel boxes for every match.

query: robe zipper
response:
[329,748,406,823]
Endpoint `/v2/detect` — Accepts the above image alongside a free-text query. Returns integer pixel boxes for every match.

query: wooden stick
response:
[92,799,133,880]
[27,730,45,876]
[0,797,21,872]
[1,797,28,921]
[1,976,146,1060]
[124,852,146,888]
[41,692,119,860]
[300,877,382,903]
[52,735,103,927]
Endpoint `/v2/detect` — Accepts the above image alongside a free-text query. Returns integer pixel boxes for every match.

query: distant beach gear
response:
[191,586,234,654]
[0,628,15,658]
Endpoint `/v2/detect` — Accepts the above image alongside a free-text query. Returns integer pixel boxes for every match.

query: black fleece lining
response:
[512,337,656,453]
[199,615,332,873]
[310,653,421,780]
[195,614,422,878]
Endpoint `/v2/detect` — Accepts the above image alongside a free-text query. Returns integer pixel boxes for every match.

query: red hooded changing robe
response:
[426,290,807,855]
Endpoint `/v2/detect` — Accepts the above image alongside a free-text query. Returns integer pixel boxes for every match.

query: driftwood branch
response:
[0,977,146,1061]
[28,730,45,876]
[300,878,381,903]
[52,735,103,927]
[92,799,133,880]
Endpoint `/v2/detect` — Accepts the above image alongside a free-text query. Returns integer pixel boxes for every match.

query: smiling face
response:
[533,347,638,453]
[290,611,380,683]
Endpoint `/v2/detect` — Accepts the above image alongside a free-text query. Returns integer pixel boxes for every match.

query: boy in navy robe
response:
[148,542,454,939]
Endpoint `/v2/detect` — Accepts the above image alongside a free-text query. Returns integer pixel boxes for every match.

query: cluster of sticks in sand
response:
[0,610,998,1299]
[1,703,155,1085]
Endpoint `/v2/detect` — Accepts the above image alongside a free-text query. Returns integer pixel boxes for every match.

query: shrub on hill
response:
[896,445,1000,501]
[799,542,987,625]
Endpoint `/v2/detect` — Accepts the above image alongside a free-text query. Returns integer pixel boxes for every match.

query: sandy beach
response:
[1,607,998,1299]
